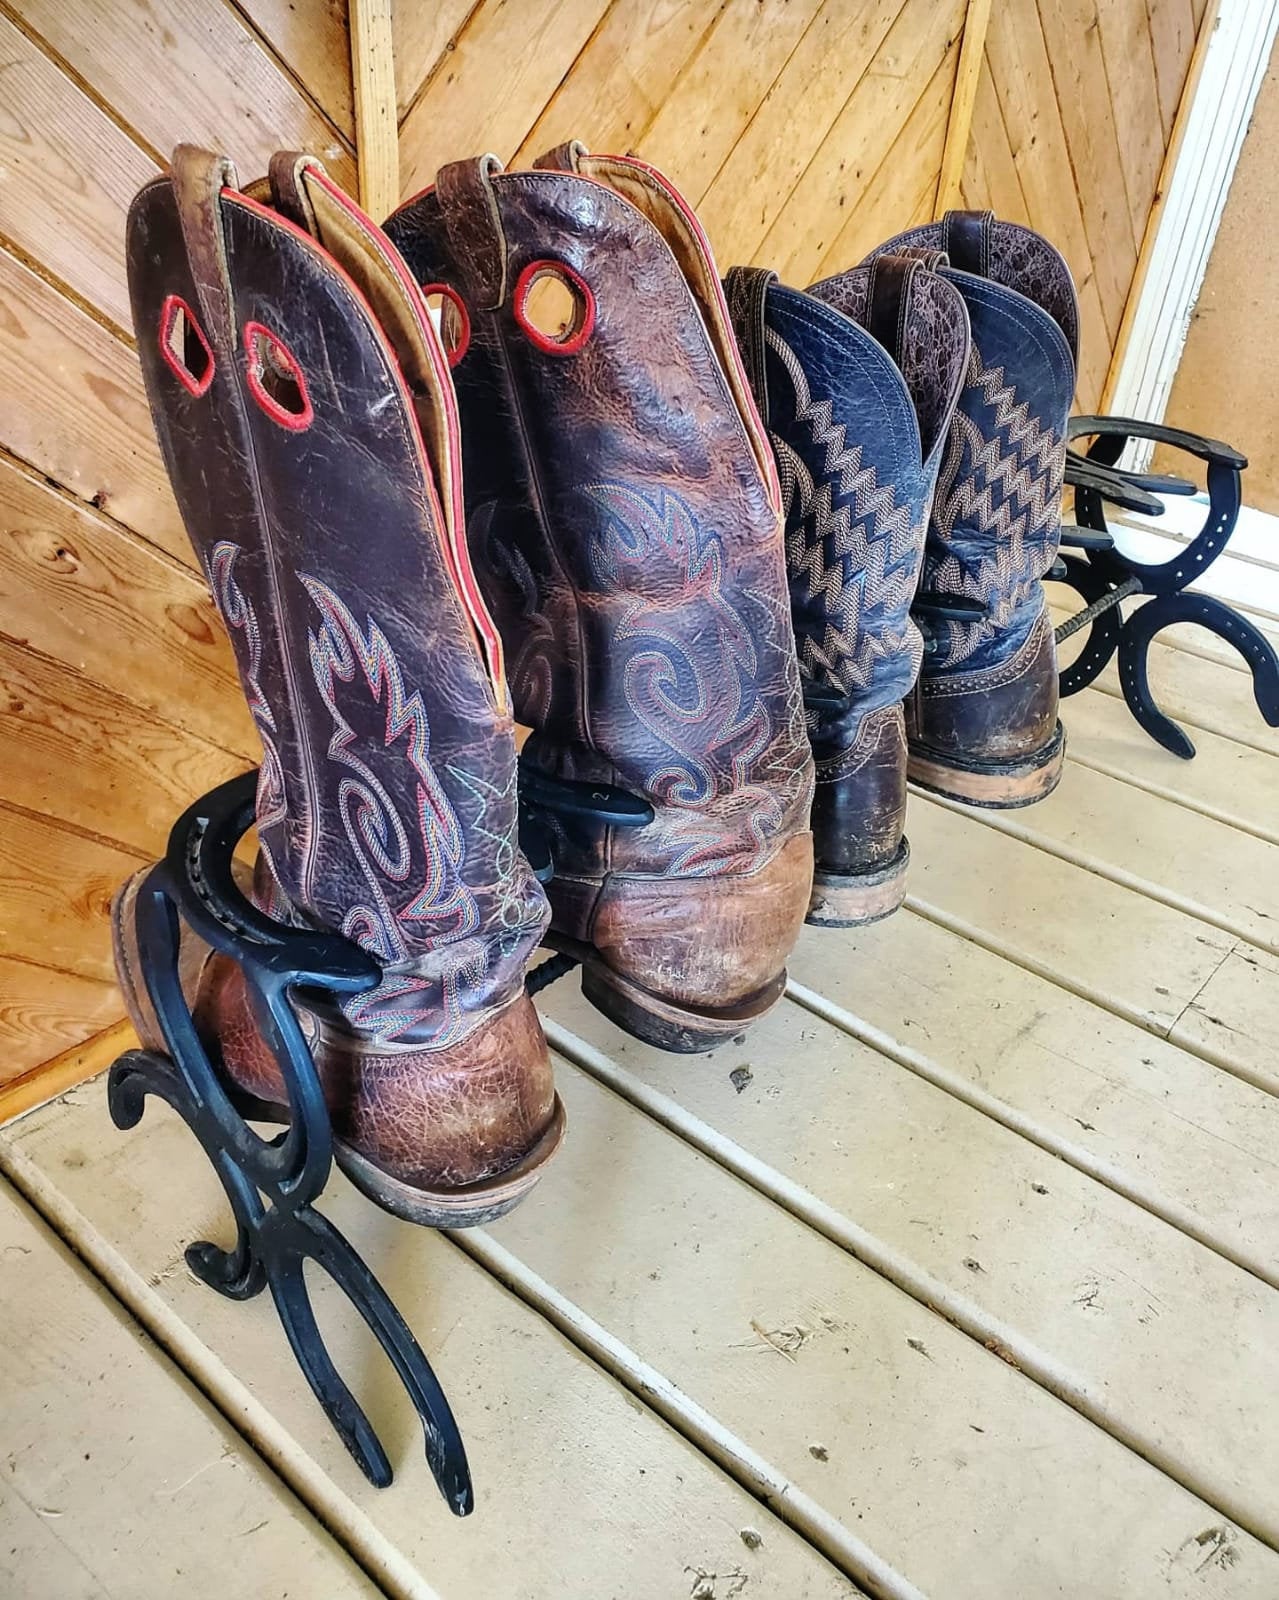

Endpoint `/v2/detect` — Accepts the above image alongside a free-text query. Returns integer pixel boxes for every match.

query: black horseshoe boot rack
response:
[107,766,650,1504]
[1052,415,1279,757]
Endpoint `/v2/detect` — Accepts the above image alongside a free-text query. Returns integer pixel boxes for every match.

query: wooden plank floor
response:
[4,543,1279,1598]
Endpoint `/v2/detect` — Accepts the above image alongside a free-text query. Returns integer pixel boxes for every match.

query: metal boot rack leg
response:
[1054,415,1279,757]
[109,772,483,1507]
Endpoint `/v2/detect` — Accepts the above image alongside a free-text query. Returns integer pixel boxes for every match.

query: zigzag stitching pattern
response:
[766,327,924,695]
[929,350,1066,664]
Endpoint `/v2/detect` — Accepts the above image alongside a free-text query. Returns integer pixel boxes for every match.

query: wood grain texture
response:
[0,1186,380,1599]
[0,1018,135,1118]
[396,0,612,198]
[349,0,398,218]
[1,637,246,852]
[0,959,122,1083]
[0,457,256,756]
[1163,46,1278,506]
[935,0,991,214]
[233,0,356,138]
[0,246,189,565]
[0,802,143,985]
[18,0,355,185]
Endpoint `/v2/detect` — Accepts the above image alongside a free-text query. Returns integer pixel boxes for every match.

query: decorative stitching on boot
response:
[921,609,1051,698]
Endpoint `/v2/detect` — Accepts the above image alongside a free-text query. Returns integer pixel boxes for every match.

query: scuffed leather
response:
[123,149,555,1197]
[860,212,1077,767]
[908,607,1059,762]
[384,149,814,1008]
[196,957,555,1189]
[128,152,548,1049]
[810,704,908,875]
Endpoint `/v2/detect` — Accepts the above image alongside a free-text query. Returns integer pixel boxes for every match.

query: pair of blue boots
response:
[726,208,1078,925]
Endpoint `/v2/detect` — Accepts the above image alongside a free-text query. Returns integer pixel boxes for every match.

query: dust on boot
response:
[861,210,1078,807]
[384,142,814,1052]
[115,146,563,1227]
[726,255,970,924]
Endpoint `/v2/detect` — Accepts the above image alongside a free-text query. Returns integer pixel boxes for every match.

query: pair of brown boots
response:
[114,144,1074,1231]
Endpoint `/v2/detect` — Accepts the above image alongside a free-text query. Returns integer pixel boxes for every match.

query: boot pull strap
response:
[942,209,994,277]
[532,140,587,173]
[867,254,921,372]
[269,150,324,234]
[891,245,949,272]
[170,144,239,357]
[434,154,507,310]
[722,265,777,427]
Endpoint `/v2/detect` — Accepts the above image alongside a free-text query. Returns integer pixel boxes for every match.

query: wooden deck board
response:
[9,1067,1278,1598]
[540,984,1279,1544]
[7,489,1279,1594]
[0,1180,379,1600]
[0,1100,855,1600]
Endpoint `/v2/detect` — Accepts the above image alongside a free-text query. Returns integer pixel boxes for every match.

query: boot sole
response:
[548,935,786,1053]
[907,721,1066,809]
[111,868,563,1229]
[806,838,910,928]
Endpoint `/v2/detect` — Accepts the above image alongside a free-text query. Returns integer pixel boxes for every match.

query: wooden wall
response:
[0,0,1206,1107]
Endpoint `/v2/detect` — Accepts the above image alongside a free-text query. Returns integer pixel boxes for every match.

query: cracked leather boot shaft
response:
[385,142,814,1052]
[114,146,562,1228]
[726,255,970,925]
[861,210,1078,807]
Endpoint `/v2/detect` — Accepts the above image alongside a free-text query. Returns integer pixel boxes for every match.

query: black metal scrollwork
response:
[108,771,474,1510]
[1053,416,1278,758]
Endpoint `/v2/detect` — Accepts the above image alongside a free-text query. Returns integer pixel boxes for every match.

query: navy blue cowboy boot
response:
[856,210,1078,806]
[726,256,970,923]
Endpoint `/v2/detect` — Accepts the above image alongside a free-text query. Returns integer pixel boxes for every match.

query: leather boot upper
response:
[383,146,814,929]
[725,256,969,872]
[127,148,549,1050]
[859,211,1078,681]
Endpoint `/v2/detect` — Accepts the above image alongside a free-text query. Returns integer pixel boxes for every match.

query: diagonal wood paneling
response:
[0,0,1209,1091]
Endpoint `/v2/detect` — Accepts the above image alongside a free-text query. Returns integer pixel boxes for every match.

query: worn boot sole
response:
[546,933,786,1053]
[806,838,910,928]
[111,869,564,1230]
[907,721,1066,809]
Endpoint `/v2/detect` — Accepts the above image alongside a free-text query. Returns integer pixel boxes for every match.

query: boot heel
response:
[579,961,787,1054]
[806,838,910,928]
[908,720,1066,809]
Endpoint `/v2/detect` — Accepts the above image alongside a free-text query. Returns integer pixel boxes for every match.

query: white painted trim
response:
[1108,3,1279,465]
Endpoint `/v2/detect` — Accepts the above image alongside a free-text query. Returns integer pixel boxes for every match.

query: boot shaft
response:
[384,146,813,883]
[128,148,547,1043]
[860,210,1078,674]
[726,256,969,761]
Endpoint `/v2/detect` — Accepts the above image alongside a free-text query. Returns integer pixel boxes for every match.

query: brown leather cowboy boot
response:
[862,211,1078,806]
[114,146,563,1227]
[726,254,970,923]
[384,142,814,1052]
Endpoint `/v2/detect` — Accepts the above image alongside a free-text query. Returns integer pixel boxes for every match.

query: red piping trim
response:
[513,259,596,355]
[158,293,214,397]
[419,282,471,367]
[243,320,314,431]
[302,170,507,697]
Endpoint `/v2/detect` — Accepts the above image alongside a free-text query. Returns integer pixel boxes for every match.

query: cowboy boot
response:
[725,255,970,924]
[114,146,563,1227]
[858,210,1078,806]
[384,143,814,1052]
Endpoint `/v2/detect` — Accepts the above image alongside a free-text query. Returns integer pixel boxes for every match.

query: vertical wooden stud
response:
[935,0,994,216]
[350,0,399,220]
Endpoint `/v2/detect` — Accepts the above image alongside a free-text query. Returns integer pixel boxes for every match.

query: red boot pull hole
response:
[513,261,595,355]
[420,283,471,368]
[159,295,215,397]
[244,322,314,431]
